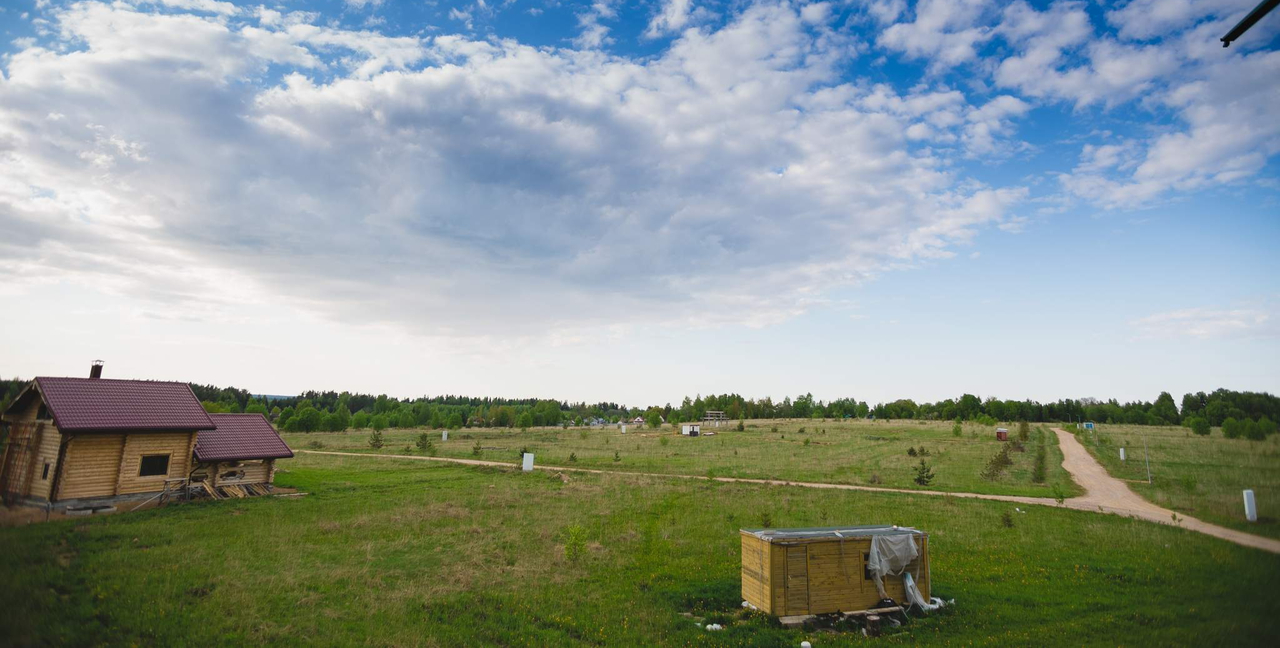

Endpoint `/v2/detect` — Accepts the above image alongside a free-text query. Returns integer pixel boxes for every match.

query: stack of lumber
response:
[196,482,273,500]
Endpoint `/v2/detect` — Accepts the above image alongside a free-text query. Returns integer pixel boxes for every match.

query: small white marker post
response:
[1120,448,1126,462]
[621,424,627,434]
[1244,489,1257,522]
[442,430,448,441]
[522,453,534,472]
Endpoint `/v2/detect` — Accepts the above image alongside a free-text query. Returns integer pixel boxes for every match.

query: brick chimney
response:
[90,360,103,379]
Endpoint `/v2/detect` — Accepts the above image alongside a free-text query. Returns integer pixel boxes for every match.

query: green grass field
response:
[1,453,1277,646]
[1074,423,1280,539]
[282,418,1083,499]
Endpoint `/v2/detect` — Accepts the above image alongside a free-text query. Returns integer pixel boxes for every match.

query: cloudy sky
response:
[0,0,1276,406]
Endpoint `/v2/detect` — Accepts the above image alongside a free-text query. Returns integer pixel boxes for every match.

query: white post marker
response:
[522,453,534,472]
[1120,448,1126,461]
[1244,489,1257,522]
[621,424,627,434]
[442,430,448,441]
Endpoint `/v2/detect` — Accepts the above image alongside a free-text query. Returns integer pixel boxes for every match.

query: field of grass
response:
[1074,423,1280,539]
[0,453,1277,645]
[282,418,1083,499]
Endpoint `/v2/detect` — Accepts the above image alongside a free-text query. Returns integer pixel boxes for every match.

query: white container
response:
[1244,489,1257,522]
[522,453,534,472]
[621,424,627,434]
[442,430,448,441]
[1120,448,1125,461]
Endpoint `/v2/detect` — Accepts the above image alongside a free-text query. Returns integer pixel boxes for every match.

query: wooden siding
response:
[740,532,930,616]
[56,434,126,500]
[116,432,196,495]
[192,458,275,486]
[0,392,62,501]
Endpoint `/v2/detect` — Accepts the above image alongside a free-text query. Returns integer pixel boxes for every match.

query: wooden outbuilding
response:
[740,526,931,616]
[190,413,293,490]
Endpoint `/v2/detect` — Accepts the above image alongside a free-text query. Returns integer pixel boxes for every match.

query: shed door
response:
[784,545,809,615]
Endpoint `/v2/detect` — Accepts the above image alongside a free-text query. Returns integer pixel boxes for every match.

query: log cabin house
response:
[0,364,292,507]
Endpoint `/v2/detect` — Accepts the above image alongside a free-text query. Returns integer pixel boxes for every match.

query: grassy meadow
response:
[0,452,1277,646]
[1074,423,1280,539]
[282,418,1083,499]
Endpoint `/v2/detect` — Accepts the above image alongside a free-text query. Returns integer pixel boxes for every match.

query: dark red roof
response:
[196,413,294,462]
[34,377,215,433]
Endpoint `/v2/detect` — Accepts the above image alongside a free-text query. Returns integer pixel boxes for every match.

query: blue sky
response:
[0,0,1276,406]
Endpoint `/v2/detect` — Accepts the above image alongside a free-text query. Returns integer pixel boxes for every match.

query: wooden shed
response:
[190,413,293,492]
[0,371,215,505]
[740,526,930,616]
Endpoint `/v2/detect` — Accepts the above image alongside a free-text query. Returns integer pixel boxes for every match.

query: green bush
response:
[952,423,962,437]
[1187,417,1211,436]
[563,524,587,563]
[1222,417,1241,439]
[368,429,384,449]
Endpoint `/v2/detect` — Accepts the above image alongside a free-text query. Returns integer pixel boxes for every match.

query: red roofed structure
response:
[0,363,292,506]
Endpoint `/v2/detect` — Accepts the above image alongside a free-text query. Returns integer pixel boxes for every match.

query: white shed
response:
[681,423,701,436]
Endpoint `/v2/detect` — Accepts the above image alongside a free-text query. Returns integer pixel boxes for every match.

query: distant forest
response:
[1,376,1276,439]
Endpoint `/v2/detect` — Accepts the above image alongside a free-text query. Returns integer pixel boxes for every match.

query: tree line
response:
[1,378,1277,438]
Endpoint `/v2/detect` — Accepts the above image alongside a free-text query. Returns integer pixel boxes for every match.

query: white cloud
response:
[0,1,1031,346]
[575,0,618,48]
[646,0,694,38]
[1107,0,1256,41]
[1133,307,1277,340]
[147,0,241,16]
[878,0,994,71]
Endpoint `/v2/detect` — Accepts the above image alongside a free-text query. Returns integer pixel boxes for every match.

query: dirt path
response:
[1049,428,1280,553]
[301,436,1280,554]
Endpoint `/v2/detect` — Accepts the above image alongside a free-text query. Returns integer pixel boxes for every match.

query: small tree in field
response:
[645,410,662,429]
[416,432,435,455]
[1018,421,1030,442]
[913,459,934,486]
[368,429,384,449]
[952,422,963,437]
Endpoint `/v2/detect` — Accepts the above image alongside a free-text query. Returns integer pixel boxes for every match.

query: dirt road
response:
[301,431,1280,554]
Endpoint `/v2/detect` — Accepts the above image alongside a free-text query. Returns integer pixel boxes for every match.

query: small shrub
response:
[471,441,482,457]
[564,524,587,563]
[1001,511,1014,528]
[518,446,530,460]
[771,426,778,433]
[368,430,384,450]
[1018,421,1030,442]
[1032,445,1047,484]
[737,420,745,431]
[579,429,589,440]
[981,444,1013,480]
[569,452,577,462]
[402,444,413,455]
[913,459,934,486]
[868,473,882,485]
[305,440,325,450]
[415,433,435,455]
[907,446,918,457]
[1188,417,1211,436]
[1222,417,1241,439]
[803,438,811,446]
[760,511,774,527]
[919,447,930,457]
[613,450,621,462]
[659,437,670,447]
[952,423,962,437]
[798,427,806,434]
[1052,483,1066,505]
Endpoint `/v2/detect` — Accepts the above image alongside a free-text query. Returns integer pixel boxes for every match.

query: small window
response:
[42,463,50,480]
[139,454,170,477]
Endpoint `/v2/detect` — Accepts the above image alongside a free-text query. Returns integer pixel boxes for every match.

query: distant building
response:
[681,423,701,436]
